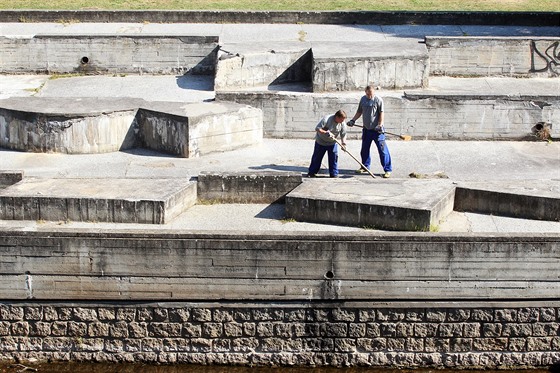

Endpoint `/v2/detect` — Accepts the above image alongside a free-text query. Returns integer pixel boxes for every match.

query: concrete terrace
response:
[0,20,559,233]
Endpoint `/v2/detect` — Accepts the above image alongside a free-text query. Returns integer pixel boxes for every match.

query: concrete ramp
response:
[285,178,456,231]
[0,177,196,224]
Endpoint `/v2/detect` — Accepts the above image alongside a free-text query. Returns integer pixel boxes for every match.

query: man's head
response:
[365,85,374,99]
[334,109,347,123]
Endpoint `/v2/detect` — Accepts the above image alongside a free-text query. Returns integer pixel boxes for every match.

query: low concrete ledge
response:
[0,170,23,187]
[197,171,303,203]
[286,179,456,231]
[0,178,197,224]
[0,10,558,26]
[454,180,560,222]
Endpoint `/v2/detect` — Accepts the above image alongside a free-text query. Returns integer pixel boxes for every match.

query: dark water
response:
[0,364,554,373]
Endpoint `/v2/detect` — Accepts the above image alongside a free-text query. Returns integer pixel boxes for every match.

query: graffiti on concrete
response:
[530,41,559,74]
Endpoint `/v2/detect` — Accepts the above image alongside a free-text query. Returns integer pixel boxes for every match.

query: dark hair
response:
[335,109,347,119]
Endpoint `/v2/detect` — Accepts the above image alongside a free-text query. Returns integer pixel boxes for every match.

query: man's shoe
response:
[356,167,368,174]
[330,175,339,178]
[383,172,391,178]
[307,173,317,178]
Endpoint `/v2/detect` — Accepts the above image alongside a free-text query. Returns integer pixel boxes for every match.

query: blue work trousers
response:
[308,142,339,177]
[361,129,392,172]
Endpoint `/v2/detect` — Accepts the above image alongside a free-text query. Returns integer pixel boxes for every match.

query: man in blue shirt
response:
[347,86,392,178]
[307,110,348,178]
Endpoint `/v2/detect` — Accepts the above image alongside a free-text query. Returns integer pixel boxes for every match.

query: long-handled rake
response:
[352,124,412,141]
[333,138,376,179]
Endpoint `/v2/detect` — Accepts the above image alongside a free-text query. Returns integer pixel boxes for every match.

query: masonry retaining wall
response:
[0,229,559,367]
[1,302,560,368]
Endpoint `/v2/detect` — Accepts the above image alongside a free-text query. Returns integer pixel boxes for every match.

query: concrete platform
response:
[0,177,196,224]
[455,180,560,221]
[285,178,456,231]
[0,97,264,156]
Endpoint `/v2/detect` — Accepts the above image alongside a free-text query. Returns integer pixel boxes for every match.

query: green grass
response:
[0,0,558,11]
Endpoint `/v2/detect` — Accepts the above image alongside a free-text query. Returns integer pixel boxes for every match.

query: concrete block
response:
[215,45,312,90]
[0,170,23,187]
[454,180,560,221]
[0,97,140,154]
[197,171,302,203]
[138,101,263,158]
[0,178,196,224]
[285,178,455,231]
[312,41,429,91]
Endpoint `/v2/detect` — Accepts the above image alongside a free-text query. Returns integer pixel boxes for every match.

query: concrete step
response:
[285,178,560,230]
[0,177,196,224]
[455,180,560,222]
[285,178,456,231]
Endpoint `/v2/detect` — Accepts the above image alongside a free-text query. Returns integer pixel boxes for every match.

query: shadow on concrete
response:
[249,164,308,173]
[254,203,285,220]
[120,148,178,158]
[175,74,214,91]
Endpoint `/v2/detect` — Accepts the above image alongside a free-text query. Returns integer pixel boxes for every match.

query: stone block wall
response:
[1,303,559,368]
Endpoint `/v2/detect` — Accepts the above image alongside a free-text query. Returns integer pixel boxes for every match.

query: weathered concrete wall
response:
[426,37,560,78]
[0,108,138,154]
[216,91,560,140]
[0,10,558,26]
[215,48,312,90]
[0,35,218,74]
[0,171,23,187]
[313,56,429,91]
[0,302,560,368]
[197,171,302,203]
[137,103,263,158]
[0,230,558,301]
[0,230,559,368]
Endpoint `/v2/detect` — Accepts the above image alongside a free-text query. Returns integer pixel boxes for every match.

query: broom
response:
[351,124,412,141]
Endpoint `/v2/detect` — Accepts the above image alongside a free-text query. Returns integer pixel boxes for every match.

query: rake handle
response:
[333,138,376,179]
